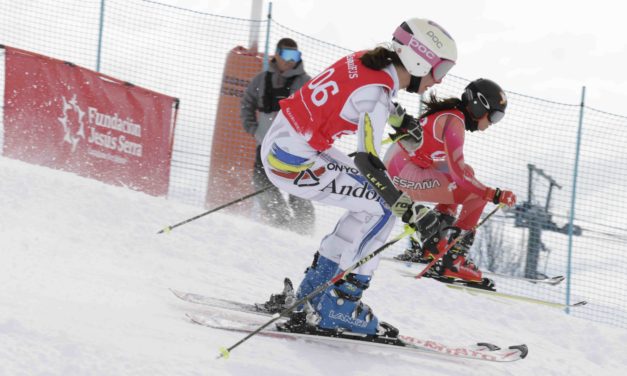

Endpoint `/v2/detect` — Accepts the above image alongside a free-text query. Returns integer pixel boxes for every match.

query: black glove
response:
[391,193,439,239]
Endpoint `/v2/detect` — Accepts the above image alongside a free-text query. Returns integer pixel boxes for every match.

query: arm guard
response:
[353,151,403,208]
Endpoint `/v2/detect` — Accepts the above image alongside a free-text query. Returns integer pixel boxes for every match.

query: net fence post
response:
[565,86,586,314]
[96,0,105,72]
[262,2,273,71]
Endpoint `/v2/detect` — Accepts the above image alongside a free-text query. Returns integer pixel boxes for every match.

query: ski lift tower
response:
[513,164,582,279]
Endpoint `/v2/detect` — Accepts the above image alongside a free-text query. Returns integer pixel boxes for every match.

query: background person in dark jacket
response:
[240,38,315,234]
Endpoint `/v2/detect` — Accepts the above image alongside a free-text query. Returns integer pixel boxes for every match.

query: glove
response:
[388,102,407,128]
[388,102,423,149]
[484,188,517,207]
[391,193,440,239]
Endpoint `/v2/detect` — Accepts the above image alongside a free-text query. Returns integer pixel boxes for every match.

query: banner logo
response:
[57,95,86,152]
[57,95,144,157]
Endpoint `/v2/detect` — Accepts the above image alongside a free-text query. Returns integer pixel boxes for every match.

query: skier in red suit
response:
[385,78,516,289]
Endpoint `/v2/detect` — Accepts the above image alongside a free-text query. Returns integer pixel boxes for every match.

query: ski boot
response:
[394,236,428,263]
[306,273,399,337]
[428,232,496,291]
[259,252,338,314]
[295,252,339,307]
[394,213,456,264]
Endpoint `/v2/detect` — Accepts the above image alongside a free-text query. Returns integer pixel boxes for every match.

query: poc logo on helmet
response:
[407,37,436,59]
[426,30,443,48]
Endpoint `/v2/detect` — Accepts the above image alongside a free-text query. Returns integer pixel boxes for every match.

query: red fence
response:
[2,46,179,196]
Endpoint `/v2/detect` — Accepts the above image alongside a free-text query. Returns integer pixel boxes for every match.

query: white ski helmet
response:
[392,18,457,81]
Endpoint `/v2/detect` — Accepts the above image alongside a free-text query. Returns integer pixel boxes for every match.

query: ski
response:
[395,268,499,291]
[383,256,565,285]
[483,270,565,286]
[173,289,529,362]
[444,284,588,309]
[170,288,274,317]
[186,312,528,362]
[392,270,586,308]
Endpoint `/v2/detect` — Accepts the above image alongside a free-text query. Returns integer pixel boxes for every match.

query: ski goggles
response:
[276,48,302,63]
[476,92,505,124]
[393,27,455,82]
[431,59,455,83]
[489,110,505,124]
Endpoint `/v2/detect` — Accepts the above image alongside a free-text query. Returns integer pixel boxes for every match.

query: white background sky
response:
[161,0,627,116]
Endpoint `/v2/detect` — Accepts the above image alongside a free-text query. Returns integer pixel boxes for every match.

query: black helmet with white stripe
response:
[461,78,507,125]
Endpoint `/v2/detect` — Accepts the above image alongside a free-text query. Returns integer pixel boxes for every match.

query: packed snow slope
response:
[1,156,626,376]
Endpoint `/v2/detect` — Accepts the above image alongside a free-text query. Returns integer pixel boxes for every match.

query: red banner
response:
[2,46,178,196]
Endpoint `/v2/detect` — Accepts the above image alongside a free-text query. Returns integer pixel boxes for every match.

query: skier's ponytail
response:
[419,92,463,119]
[360,46,402,71]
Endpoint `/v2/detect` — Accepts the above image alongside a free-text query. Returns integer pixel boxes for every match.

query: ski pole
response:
[413,204,505,279]
[157,185,274,234]
[216,224,416,359]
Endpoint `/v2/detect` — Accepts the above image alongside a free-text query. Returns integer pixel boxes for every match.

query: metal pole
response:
[157,185,274,234]
[527,164,534,203]
[565,86,586,314]
[248,0,263,51]
[546,183,554,211]
[524,224,541,279]
[96,0,106,72]
[262,2,272,71]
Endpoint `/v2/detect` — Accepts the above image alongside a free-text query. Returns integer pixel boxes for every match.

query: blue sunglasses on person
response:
[277,48,302,63]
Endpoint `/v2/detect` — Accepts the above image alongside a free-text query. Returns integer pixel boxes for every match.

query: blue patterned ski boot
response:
[295,252,339,307]
[311,273,398,336]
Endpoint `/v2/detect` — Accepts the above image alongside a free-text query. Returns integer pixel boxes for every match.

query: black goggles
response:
[489,110,505,124]
[477,92,505,124]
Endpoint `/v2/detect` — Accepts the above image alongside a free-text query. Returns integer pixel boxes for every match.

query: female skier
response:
[386,78,516,290]
[260,18,457,336]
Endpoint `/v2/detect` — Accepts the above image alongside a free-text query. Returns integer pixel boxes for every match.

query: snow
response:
[2,156,627,376]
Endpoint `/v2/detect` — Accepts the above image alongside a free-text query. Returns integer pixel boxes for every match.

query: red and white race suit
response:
[384,109,491,230]
[260,51,399,275]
